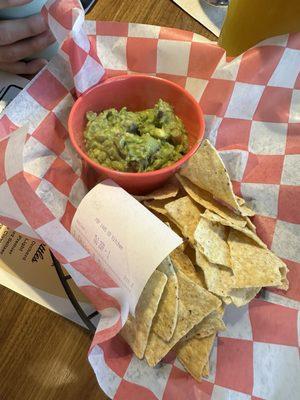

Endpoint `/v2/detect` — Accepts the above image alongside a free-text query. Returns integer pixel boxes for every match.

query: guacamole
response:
[84,99,189,172]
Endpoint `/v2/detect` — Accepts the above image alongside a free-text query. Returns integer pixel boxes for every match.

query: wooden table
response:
[0,1,213,399]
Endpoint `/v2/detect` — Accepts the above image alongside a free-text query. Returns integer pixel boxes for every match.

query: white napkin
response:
[173,0,227,36]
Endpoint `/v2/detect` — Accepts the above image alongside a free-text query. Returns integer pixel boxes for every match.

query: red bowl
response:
[68,75,205,194]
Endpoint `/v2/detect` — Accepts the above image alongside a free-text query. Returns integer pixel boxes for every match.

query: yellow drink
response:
[218,0,300,56]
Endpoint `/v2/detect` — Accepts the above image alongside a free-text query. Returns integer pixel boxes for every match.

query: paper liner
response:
[0,1,299,398]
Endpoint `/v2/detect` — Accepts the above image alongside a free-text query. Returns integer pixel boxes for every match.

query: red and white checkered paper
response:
[0,1,299,398]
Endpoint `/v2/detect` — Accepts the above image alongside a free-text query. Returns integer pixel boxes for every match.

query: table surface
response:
[0,1,212,399]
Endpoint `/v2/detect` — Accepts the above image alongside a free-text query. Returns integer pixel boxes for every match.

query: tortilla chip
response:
[165,196,202,244]
[135,178,179,201]
[184,242,198,264]
[157,256,174,276]
[246,216,256,232]
[152,257,179,341]
[202,362,210,377]
[230,287,261,307]
[180,140,240,212]
[228,229,283,288]
[144,271,221,367]
[195,249,233,296]
[239,203,255,217]
[234,194,255,216]
[194,217,231,267]
[236,196,245,206]
[144,199,169,215]
[170,247,205,287]
[222,296,233,305]
[177,334,216,381]
[163,219,188,239]
[181,310,226,342]
[195,249,259,306]
[276,263,289,291]
[177,175,247,228]
[177,241,188,252]
[202,209,267,249]
[120,270,167,359]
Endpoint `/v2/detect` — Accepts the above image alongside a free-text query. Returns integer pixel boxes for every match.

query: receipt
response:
[71,180,183,314]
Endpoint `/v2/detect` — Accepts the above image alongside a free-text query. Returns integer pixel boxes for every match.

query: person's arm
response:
[0,0,55,74]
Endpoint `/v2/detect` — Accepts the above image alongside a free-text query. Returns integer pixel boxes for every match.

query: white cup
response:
[0,0,58,60]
